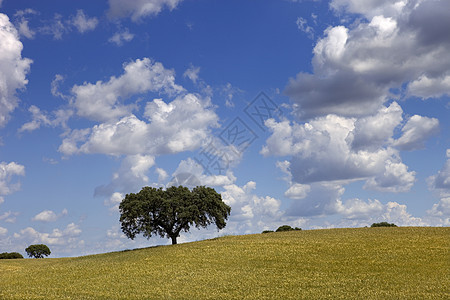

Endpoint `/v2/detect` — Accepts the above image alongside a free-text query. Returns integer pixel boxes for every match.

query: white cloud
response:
[336,198,384,220]
[14,9,38,39]
[0,162,25,198]
[393,115,439,150]
[155,168,168,183]
[108,0,183,21]
[363,160,416,193]
[348,102,403,151]
[61,93,218,157]
[408,74,450,99]
[296,17,314,39]
[19,105,73,133]
[286,0,450,119]
[330,0,411,19]
[71,58,184,122]
[70,10,98,33]
[221,182,285,233]
[32,210,58,222]
[426,150,450,225]
[109,28,134,46]
[170,158,236,188]
[104,192,124,212]
[284,183,311,200]
[263,114,397,184]
[16,223,82,247]
[95,154,155,197]
[0,13,32,128]
[0,211,19,223]
[40,14,66,40]
[32,209,68,222]
[183,65,200,84]
[427,149,450,195]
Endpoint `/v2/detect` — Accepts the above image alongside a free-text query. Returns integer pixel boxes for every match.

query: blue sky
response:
[0,0,449,257]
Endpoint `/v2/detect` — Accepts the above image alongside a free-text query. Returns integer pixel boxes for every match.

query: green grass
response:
[1,227,449,299]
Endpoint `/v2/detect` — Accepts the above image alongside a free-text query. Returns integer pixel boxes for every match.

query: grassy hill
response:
[1,227,449,299]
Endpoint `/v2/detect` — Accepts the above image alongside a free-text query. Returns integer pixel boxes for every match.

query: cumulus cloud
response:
[95,154,155,198]
[61,93,218,157]
[0,13,32,128]
[221,182,285,233]
[15,223,82,247]
[108,28,134,46]
[284,183,311,200]
[0,162,25,198]
[263,99,440,194]
[104,192,124,212]
[393,115,440,150]
[348,102,403,151]
[363,160,416,193]
[108,0,183,21]
[70,10,98,33]
[286,0,450,119]
[170,158,236,188]
[70,58,184,122]
[32,209,68,222]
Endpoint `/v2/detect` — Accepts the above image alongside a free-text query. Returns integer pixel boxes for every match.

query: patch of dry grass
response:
[1,227,449,299]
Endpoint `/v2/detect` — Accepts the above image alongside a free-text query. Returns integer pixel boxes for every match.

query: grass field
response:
[1,227,449,299]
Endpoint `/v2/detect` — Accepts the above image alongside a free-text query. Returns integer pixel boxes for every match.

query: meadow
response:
[0,227,448,299]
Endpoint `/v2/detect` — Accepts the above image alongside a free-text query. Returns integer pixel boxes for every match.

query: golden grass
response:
[1,227,449,299]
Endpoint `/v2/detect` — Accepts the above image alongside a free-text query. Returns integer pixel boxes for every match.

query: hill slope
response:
[1,227,449,299]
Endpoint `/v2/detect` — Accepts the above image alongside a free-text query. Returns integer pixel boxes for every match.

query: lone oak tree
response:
[119,186,231,245]
[25,244,51,258]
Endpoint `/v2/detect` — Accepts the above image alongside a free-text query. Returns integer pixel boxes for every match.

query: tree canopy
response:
[25,244,51,258]
[119,185,231,245]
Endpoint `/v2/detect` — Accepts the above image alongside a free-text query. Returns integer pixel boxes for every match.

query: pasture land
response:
[1,227,449,299]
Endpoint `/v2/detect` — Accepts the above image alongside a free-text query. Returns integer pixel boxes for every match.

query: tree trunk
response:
[171,236,177,245]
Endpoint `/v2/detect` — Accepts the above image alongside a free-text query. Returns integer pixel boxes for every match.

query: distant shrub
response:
[0,252,24,259]
[275,225,302,232]
[371,222,397,228]
[262,230,274,234]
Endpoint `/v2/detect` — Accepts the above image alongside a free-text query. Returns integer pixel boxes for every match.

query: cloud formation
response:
[0,162,25,204]
[70,58,184,122]
[109,28,134,46]
[286,0,450,119]
[32,209,68,222]
[108,0,183,21]
[70,10,98,33]
[0,13,32,128]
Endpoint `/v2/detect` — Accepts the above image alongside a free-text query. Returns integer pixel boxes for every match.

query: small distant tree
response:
[275,225,302,232]
[120,186,231,245]
[371,222,397,227]
[0,252,24,259]
[25,244,51,258]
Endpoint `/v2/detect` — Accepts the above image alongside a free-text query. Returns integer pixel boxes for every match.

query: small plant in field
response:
[25,244,51,258]
[275,225,302,232]
[0,252,23,259]
[371,222,397,227]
